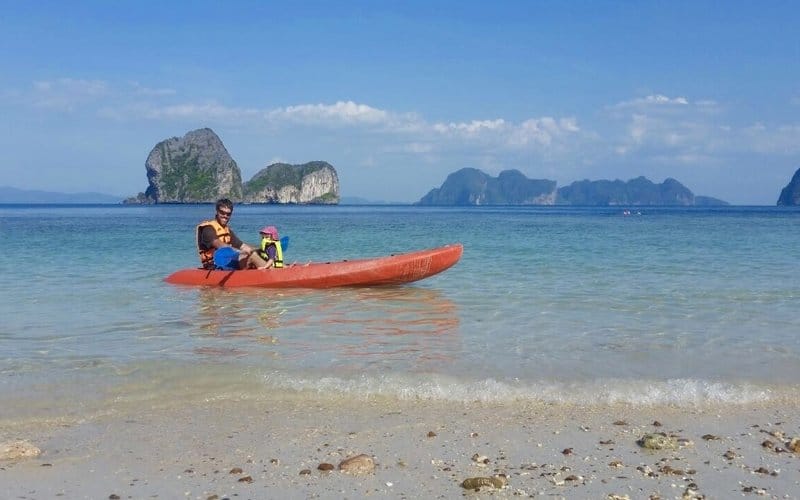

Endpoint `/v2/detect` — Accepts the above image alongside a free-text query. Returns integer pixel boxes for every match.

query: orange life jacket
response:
[196,219,231,268]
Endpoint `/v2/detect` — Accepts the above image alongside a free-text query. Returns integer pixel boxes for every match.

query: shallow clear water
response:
[2,204,799,417]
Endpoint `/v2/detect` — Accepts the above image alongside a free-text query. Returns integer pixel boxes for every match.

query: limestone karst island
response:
[121,127,800,206]
[415,168,729,206]
[125,128,340,204]
[777,167,800,206]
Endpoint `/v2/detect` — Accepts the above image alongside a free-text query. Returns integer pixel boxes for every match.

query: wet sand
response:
[2,394,799,499]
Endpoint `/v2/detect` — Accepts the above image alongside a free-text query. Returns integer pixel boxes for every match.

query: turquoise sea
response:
[2,204,799,424]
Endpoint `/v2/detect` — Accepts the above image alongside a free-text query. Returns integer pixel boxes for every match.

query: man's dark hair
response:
[216,198,233,212]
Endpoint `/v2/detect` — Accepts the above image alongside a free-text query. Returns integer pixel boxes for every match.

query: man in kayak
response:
[197,198,269,270]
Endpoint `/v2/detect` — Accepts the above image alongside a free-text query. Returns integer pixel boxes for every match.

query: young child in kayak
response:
[257,226,284,269]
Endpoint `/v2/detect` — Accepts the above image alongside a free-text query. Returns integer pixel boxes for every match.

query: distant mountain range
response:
[0,186,123,204]
[417,168,729,206]
[12,165,800,206]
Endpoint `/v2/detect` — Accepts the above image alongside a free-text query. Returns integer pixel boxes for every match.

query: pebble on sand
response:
[0,440,41,460]
[338,454,375,474]
[460,474,508,490]
[637,433,678,450]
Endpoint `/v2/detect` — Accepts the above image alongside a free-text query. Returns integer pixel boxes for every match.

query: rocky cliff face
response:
[243,161,340,204]
[557,176,697,205]
[416,168,727,206]
[141,128,243,203]
[417,168,556,205]
[126,129,340,204]
[777,167,800,206]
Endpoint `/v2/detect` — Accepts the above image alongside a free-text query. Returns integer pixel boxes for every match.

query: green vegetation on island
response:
[417,168,729,206]
[125,129,339,204]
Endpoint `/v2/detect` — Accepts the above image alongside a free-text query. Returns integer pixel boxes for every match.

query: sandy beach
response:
[2,393,799,499]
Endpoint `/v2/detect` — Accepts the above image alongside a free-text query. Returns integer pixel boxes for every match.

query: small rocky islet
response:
[124,128,340,205]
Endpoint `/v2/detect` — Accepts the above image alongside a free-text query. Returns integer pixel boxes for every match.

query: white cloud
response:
[613,94,690,109]
[30,78,108,111]
[695,99,719,108]
[432,119,506,135]
[129,81,176,97]
[404,142,435,153]
[427,116,581,153]
[21,77,800,178]
[98,102,261,123]
[628,114,648,144]
[610,92,800,162]
[152,103,261,121]
[268,100,389,125]
[359,155,377,167]
[507,117,580,147]
[739,123,800,154]
[14,77,585,159]
[610,93,729,159]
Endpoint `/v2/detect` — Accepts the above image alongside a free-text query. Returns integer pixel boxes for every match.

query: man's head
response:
[215,198,233,225]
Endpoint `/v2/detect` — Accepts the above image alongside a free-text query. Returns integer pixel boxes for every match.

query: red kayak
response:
[164,244,463,288]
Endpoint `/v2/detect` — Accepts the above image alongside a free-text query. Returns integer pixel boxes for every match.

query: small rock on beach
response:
[338,454,375,474]
[638,433,678,450]
[461,475,508,490]
[0,440,41,460]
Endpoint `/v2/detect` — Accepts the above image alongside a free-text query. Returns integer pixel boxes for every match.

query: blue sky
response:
[1,1,798,204]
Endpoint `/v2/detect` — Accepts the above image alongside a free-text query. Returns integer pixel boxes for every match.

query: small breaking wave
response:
[262,371,779,407]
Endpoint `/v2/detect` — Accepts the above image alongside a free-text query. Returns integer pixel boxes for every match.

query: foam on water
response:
[260,370,777,406]
[0,360,782,430]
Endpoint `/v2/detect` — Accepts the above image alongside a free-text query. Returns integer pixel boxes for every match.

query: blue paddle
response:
[212,247,240,270]
[280,235,289,252]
